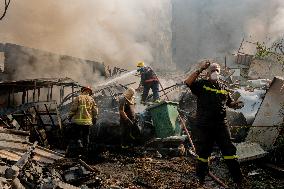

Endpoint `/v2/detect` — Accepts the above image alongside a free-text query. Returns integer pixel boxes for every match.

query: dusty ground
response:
[51,148,284,189]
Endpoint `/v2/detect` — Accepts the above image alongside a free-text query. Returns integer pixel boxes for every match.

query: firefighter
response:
[136,61,160,103]
[67,86,98,158]
[119,87,137,148]
[184,61,244,187]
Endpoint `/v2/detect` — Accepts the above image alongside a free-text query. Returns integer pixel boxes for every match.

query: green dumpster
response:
[147,101,181,138]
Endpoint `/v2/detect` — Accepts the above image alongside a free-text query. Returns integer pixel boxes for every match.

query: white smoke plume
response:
[172,0,284,69]
[0,0,171,72]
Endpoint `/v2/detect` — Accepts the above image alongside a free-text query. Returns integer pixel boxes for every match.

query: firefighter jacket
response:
[69,94,98,125]
[138,66,158,86]
[188,79,233,123]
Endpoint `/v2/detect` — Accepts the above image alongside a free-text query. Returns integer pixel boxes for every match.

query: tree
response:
[0,0,11,20]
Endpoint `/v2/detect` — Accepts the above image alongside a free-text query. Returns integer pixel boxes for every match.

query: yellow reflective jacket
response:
[69,94,98,125]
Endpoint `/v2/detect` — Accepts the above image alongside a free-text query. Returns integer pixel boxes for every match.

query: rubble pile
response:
[1,41,284,188]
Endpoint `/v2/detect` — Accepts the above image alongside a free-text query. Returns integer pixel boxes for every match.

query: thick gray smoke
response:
[1,0,284,74]
[0,0,171,72]
[172,0,284,69]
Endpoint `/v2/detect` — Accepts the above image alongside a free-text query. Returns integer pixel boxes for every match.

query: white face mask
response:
[210,71,220,81]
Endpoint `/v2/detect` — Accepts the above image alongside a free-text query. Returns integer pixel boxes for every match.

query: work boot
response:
[232,177,249,189]
[225,159,243,184]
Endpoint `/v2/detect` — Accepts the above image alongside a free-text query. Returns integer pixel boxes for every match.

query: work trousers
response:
[120,120,136,147]
[191,121,242,183]
[66,123,90,158]
[141,81,160,102]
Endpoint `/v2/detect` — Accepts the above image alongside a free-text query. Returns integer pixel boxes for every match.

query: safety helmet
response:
[81,86,93,95]
[137,61,145,67]
[123,87,135,104]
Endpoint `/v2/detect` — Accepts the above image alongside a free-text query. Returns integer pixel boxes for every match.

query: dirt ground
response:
[52,148,284,189]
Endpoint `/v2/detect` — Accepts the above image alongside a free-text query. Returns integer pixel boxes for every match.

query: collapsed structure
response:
[0,42,283,188]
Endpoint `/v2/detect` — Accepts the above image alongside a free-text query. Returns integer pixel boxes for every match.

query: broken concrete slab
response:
[236,142,267,162]
[246,76,284,150]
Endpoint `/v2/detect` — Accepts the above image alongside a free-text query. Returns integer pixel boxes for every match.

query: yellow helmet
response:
[137,61,145,67]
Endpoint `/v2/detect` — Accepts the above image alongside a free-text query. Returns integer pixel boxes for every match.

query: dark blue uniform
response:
[189,79,242,183]
[138,66,160,102]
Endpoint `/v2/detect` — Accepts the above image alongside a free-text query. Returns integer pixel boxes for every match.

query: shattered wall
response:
[248,57,284,80]
[0,43,106,86]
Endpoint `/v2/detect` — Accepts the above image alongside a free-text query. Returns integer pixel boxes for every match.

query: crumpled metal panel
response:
[236,142,267,162]
[246,76,284,150]
[0,128,63,163]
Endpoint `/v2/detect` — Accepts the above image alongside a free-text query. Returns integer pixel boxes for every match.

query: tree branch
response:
[0,0,11,20]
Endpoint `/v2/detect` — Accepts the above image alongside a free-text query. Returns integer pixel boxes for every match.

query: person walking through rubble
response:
[184,61,244,187]
[136,61,160,103]
[67,86,98,158]
[119,87,139,148]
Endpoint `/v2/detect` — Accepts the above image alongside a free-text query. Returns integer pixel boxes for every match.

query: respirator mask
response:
[210,71,220,81]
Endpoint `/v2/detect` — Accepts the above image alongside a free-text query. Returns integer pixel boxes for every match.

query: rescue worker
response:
[184,61,244,187]
[67,86,98,157]
[119,87,137,148]
[136,61,160,103]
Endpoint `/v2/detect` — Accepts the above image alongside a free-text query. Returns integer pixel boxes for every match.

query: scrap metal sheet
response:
[0,128,63,163]
[246,76,284,150]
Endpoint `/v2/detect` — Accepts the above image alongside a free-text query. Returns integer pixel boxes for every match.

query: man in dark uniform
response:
[136,61,160,103]
[184,61,244,187]
[119,87,136,148]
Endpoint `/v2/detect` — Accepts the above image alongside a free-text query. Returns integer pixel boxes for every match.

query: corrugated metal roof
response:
[0,128,63,163]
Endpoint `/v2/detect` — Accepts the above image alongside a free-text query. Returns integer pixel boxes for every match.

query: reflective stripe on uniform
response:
[203,85,228,95]
[197,156,209,163]
[75,104,92,125]
[223,155,239,160]
[74,118,92,125]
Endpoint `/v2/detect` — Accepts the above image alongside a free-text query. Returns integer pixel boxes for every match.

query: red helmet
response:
[81,86,93,95]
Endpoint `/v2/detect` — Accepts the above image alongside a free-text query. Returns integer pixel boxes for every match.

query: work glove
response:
[200,61,211,71]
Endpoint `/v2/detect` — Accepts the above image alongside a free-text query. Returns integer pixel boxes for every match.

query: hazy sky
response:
[0,0,168,69]
[1,0,284,70]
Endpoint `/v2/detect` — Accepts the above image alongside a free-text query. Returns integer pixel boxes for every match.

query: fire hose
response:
[157,79,229,188]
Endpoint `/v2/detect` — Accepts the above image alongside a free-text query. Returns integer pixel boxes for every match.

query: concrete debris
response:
[246,76,284,150]
[0,46,284,188]
[236,142,268,162]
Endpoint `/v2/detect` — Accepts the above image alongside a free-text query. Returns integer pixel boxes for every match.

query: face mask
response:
[210,71,219,81]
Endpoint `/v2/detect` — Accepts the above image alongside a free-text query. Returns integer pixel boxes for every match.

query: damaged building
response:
[0,1,284,188]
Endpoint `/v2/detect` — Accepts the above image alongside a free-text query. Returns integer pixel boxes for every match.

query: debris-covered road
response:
[49,149,283,189]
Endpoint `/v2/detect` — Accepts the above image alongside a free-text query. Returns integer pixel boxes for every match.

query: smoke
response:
[3,0,284,75]
[172,0,284,69]
[0,0,171,72]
